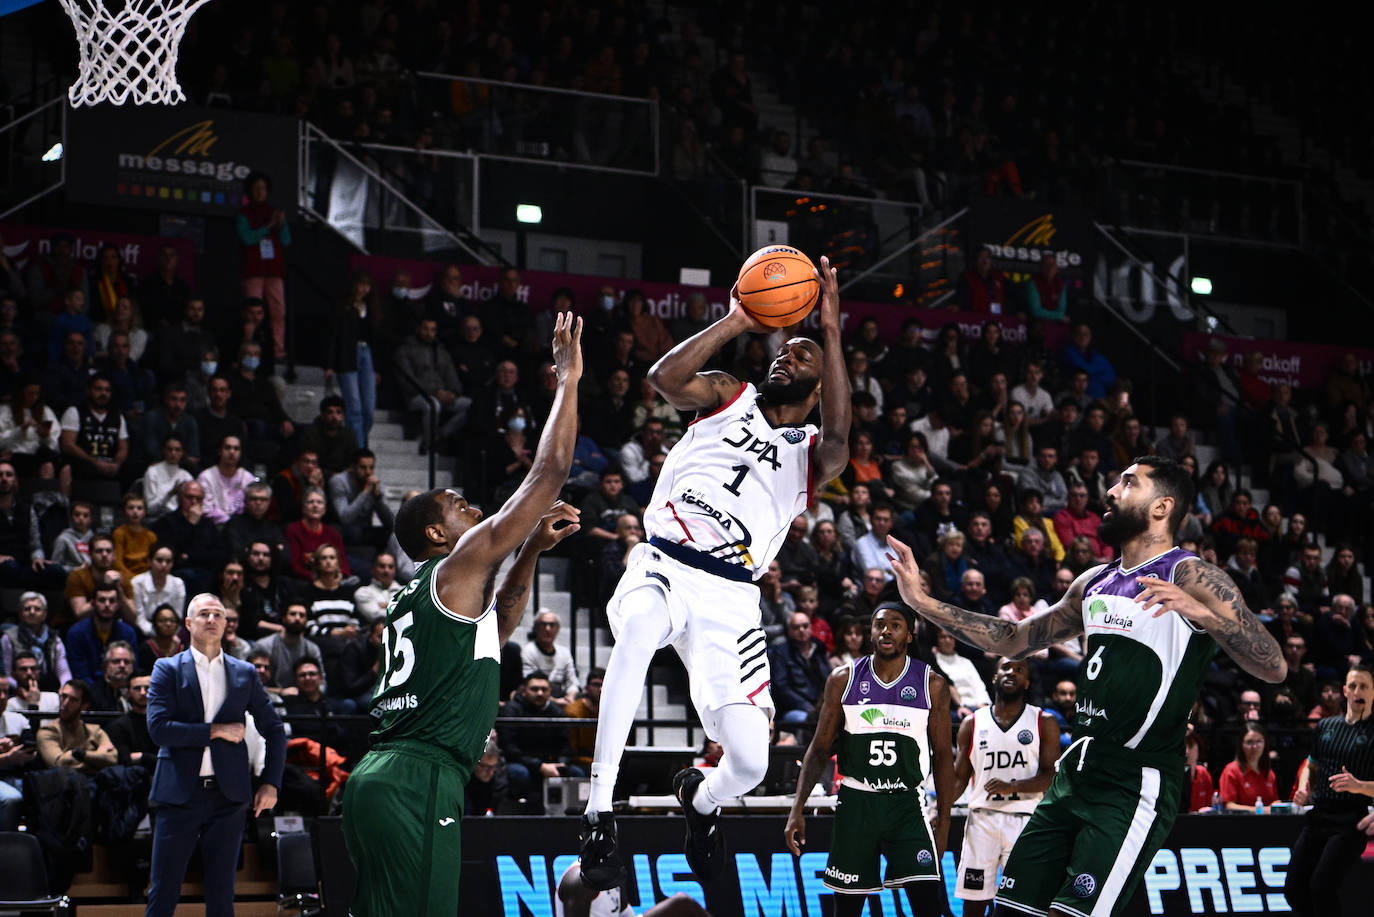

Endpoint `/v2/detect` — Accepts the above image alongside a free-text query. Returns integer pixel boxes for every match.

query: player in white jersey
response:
[555,862,711,917]
[954,658,1060,916]
[580,257,850,890]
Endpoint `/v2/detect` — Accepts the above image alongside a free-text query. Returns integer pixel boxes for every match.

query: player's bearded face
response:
[1098,493,1151,547]
[760,369,818,404]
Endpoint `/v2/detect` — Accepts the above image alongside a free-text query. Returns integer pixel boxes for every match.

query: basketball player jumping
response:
[955,658,1060,917]
[784,602,956,917]
[579,257,849,889]
[886,456,1285,917]
[341,314,583,916]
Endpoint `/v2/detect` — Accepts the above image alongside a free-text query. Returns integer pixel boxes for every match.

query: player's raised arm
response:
[447,313,582,573]
[494,502,581,644]
[926,674,954,856]
[887,534,1092,659]
[647,284,766,414]
[784,666,849,856]
[808,257,851,484]
[1137,558,1286,683]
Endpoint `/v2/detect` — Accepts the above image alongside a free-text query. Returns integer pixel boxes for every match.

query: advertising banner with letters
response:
[967,199,1096,282]
[350,255,1072,351]
[64,105,298,215]
[0,221,195,284]
[1181,332,1374,391]
[314,813,1369,916]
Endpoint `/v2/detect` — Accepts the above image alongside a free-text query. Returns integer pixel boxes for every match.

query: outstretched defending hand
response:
[885,534,929,611]
[816,255,840,333]
[529,501,581,552]
[552,312,584,384]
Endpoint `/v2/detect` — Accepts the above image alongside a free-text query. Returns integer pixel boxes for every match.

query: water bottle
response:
[1254,796,1264,815]
[1211,792,1221,813]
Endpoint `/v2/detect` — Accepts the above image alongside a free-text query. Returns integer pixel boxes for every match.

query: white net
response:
[58,0,212,106]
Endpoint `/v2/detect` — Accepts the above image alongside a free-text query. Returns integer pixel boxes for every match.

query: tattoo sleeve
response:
[1176,560,1286,683]
[919,575,1086,660]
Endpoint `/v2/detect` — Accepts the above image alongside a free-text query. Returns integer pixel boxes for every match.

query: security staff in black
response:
[1285,665,1374,917]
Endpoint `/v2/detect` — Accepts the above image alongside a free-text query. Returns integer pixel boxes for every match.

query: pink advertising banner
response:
[350,255,1066,347]
[1181,332,1374,391]
[0,222,196,285]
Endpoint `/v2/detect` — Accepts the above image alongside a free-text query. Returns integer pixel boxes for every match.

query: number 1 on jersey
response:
[722,463,749,496]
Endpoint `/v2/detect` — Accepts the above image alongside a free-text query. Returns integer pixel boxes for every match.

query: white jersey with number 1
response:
[642,382,817,580]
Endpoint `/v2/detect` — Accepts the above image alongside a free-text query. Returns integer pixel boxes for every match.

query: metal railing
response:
[413,71,659,175]
[0,96,65,220]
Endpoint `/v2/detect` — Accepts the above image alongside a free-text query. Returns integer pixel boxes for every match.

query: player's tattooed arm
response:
[785,667,849,856]
[886,534,1090,658]
[493,502,581,645]
[1138,559,1286,683]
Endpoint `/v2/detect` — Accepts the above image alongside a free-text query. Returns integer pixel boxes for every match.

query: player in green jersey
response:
[342,312,584,917]
[785,602,955,916]
[885,456,1285,917]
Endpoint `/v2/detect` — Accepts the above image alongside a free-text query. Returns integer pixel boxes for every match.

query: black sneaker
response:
[673,767,725,881]
[578,811,625,892]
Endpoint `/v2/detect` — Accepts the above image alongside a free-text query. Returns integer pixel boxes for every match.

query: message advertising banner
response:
[64,105,299,215]
[316,813,1368,916]
[1181,332,1374,391]
[350,255,1073,351]
[0,221,195,285]
[967,199,1096,282]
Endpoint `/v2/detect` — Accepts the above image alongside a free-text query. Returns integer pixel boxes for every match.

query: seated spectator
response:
[1326,543,1364,606]
[333,620,382,712]
[50,500,95,571]
[88,640,135,712]
[353,553,402,624]
[222,605,253,660]
[520,610,581,708]
[597,513,642,607]
[151,479,220,595]
[136,603,186,674]
[809,519,852,609]
[113,492,157,579]
[131,544,186,636]
[104,672,156,768]
[241,541,286,638]
[250,602,323,691]
[1312,595,1365,681]
[498,671,583,805]
[194,375,247,464]
[922,529,969,601]
[563,668,603,772]
[578,469,641,544]
[328,448,395,548]
[768,611,831,728]
[140,382,201,471]
[889,432,938,517]
[618,419,668,487]
[196,434,256,524]
[0,379,63,478]
[394,317,470,447]
[43,331,95,414]
[1266,593,1314,645]
[1053,484,1111,562]
[464,742,511,817]
[229,340,294,441]
[5,650,59,715]
[37,678,118,776]
[965,512,1012,605]
[931,627,990,717]
[156,298,212,383]
[1226,537,1272,615]
[0,462,68,591]
[1154,413,1196,462]
[58,372,132,482]
[66,583,138,682]
[450,314,496,397]
[852,502,900,581]
[1183,732,1214,813]
[1013,489,1066,563]
[1018,445,1069,516]
[271,449,324,524]
[1283,544,1329,615]
[225,481,286,561]
[1069,405,1117,475]
[1064,448,1109,513]
[0,735,33,828]
[582,369,636,451]
[1211,489,1268,562]
[1060,323,1116,400]
[1219,724,1279,811]
[1276,632,1318,711]
[283,656,354,733]
[47,288,92,364]
[759,559,797,640]
[828,616,868,670]
[300,395,358,476]
[1009,527,1057,601]
[2,594,72,691]
[143,435,193,521]
[776,515,822,593]
[567,416,610,494]
[286,488,350,580]
[299,544,361,642]
[65,533,134,623]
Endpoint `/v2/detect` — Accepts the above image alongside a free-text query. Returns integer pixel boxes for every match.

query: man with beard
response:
[580,260,850,890]
[59,373,129,481]
[885,455,1285,917]
[784,603,955,917]
[954,657,1060,917]
[250,603,323,691]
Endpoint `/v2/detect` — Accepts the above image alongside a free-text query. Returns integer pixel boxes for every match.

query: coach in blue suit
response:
[145,592,286,917]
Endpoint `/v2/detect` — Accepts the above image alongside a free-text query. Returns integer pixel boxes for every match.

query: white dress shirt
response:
[191,645,227,777]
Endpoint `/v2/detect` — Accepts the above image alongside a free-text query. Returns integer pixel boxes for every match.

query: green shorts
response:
[341,742,469,917]
[994,748,1180,917]
[825,785,941,894]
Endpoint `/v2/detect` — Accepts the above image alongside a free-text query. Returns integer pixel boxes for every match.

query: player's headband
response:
[872,601,917,632]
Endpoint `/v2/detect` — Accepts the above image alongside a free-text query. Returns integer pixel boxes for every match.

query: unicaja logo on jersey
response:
[860,708,884,726]
[1087,597,1135,632]
[1072,873,1097,898]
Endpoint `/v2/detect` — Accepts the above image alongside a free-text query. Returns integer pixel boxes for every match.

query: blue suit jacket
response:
[146,649,286,806]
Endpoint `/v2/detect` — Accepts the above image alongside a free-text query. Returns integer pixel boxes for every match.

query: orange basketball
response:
[736,245,819,328]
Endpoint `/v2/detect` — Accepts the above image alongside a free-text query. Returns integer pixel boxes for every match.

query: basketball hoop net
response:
[58,0,213,106]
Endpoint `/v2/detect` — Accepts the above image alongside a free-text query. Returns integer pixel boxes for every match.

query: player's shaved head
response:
[393,487,449,558]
